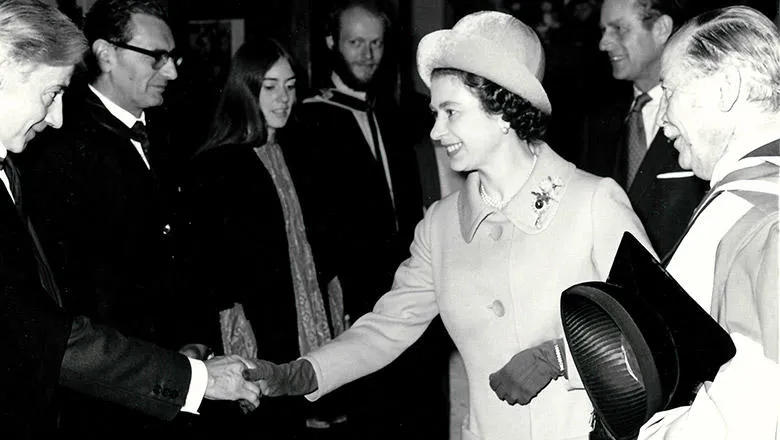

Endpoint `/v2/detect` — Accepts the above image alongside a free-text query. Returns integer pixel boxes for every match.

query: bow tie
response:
[129,121,152,158]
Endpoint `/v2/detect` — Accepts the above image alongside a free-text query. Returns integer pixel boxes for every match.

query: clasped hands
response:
[179,344,316,413]
[202,355,263,413]
[199,352,318,413]
[489,338,566,406]
[179,343,263,413]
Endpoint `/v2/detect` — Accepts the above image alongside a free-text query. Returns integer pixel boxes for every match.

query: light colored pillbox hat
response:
[417,10,551,115]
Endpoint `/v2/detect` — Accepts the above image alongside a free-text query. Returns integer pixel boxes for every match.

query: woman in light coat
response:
[245,11,654,440]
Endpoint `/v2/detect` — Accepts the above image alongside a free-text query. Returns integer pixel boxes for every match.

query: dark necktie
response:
[626,93,652,188]
[130,121,152,161]
[1,156,63,305]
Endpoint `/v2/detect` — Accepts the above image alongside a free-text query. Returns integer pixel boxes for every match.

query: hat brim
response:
[417,29,551,115]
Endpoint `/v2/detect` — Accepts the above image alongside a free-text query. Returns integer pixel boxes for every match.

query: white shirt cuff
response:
[181,358,208,414]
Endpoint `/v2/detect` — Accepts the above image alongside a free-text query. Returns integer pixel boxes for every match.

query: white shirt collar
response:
[88,84,146,129]
[709,120,780,187]
[331,72,367,102]
[710,141,774,188]
[0,142,7,161]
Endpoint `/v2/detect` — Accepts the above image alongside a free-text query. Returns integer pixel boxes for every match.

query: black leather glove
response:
[242,358,318,396]
[489,338,565,405]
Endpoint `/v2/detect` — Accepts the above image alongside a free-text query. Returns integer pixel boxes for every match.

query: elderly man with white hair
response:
[638,5,779,439]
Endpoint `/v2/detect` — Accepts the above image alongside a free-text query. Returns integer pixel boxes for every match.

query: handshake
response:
[200,352,317,414]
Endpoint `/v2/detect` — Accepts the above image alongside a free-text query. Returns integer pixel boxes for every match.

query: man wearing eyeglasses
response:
[19,0,193,434]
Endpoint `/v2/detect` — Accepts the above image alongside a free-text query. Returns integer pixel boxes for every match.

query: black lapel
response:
[83,89,133,139]
[0,183,22,229]
[628,130,678,201]
[82,88,160,178]
[0,184,61,304]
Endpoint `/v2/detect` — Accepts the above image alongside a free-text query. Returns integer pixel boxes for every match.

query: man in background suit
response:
[579,0,707,258]
[21,0,195,433]
[0,1,259,436]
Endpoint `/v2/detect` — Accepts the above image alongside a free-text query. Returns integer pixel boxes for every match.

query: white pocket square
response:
[656,171,695,179]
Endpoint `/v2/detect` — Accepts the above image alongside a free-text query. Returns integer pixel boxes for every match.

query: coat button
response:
[162,224,172,235]
[489,225,502,241]
[488,300,505,317]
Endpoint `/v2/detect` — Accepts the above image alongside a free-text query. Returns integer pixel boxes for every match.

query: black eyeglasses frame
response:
[109,40,182,70]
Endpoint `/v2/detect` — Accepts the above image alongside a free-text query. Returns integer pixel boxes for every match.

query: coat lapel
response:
[83,90,131,138]
[82,89,159,175]
[627,130,677,201]
[0,183,62,305]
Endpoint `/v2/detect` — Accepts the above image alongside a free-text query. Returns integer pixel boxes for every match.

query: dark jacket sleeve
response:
[60,315,191,421]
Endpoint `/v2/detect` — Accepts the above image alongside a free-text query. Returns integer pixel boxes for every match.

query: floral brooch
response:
[531,176,564,229]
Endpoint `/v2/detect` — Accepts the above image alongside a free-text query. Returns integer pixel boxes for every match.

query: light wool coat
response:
[304,144,652,440]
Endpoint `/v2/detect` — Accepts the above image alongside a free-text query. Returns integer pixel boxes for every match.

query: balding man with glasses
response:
[20,0,196,434]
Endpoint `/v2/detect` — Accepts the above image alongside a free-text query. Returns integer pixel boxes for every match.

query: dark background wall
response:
[57,0,780,156]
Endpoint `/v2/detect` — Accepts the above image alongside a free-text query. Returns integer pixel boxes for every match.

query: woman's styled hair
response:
[432,68,550,142]
[199,38,298,153]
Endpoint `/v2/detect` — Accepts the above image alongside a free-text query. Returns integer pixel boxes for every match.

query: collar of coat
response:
[458,142,576,243]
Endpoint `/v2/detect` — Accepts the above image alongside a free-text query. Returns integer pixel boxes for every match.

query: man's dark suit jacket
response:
[298,87,423,319]
[20,82,182,430]
[579,84,708,258]
[0,179,190,437]
[23,83,178,344]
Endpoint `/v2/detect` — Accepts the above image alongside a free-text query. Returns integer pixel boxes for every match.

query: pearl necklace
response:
[479,152,538,211]
[479,183,506,210]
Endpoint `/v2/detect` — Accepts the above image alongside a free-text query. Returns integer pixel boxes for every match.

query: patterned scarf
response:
[254,143,344,355]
